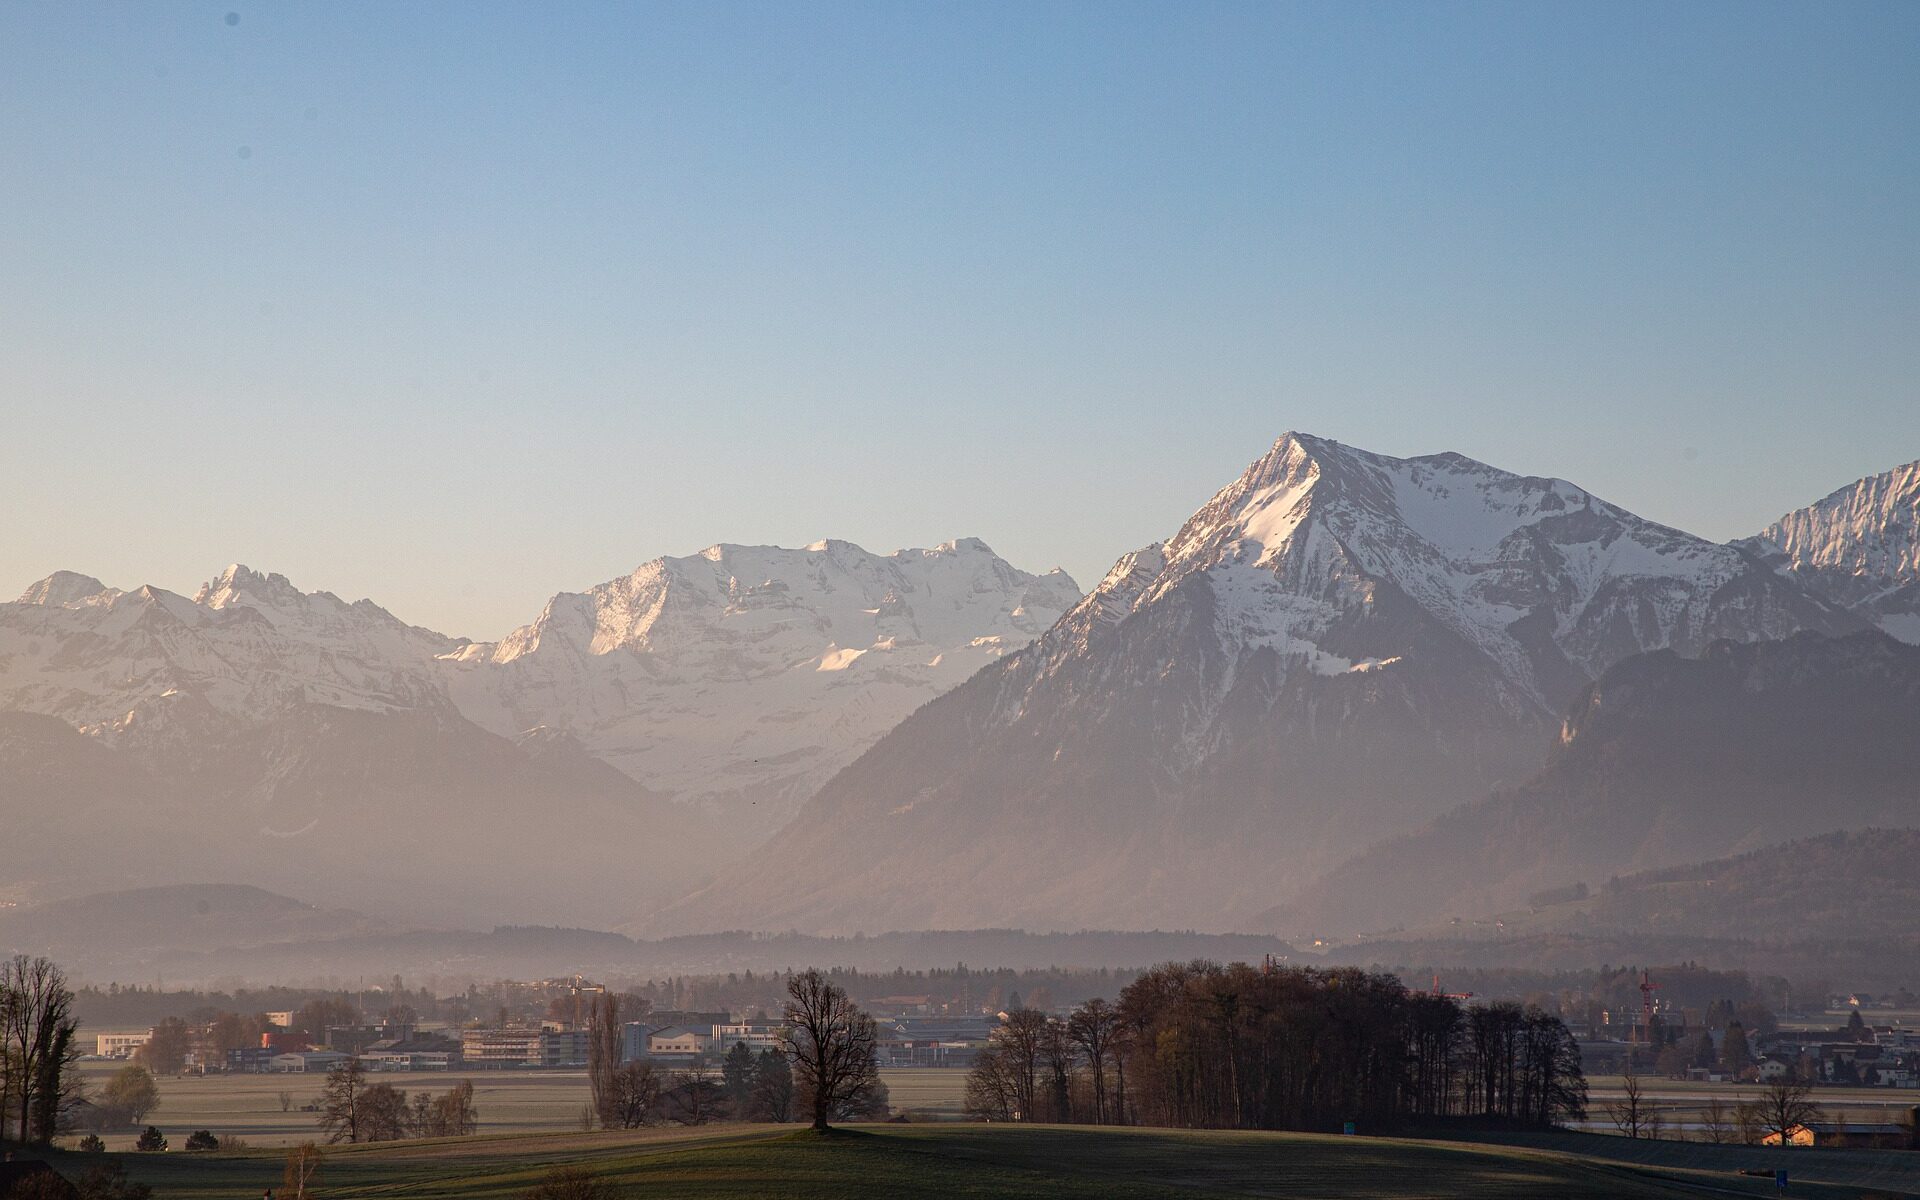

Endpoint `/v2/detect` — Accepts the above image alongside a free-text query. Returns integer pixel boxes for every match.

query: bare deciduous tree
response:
[1698,1096,1735,1144]
[1754,1077,1822,1147]
[283,1141,323,1200]
[605,1061,662,1129]
[318,1056,369,1143]
[779,968,880,1131]
[963,1044,1021,1121]
[990,1008,1049,1121]
[1605,1069,1652,1139]
[0,955,80,1144]
[1067,999,1120,1124]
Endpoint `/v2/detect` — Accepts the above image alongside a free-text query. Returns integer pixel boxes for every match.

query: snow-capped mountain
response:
[655,433,1862,934]
[1747,458,1920,643]
[0,565,457,745]
[440,538,1080,835]
[0,541,1076,920]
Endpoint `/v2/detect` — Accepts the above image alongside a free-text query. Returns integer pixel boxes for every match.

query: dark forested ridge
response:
[1277,632,1920,937]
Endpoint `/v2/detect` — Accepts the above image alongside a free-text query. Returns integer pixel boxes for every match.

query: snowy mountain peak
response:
[674,433,1871,936]
[194,563,312,610]
[17,571,114,607]
[1055,432,1857,714]
[439,536,1081,835]
[0,565,457,740]
[1752,458,1920,643]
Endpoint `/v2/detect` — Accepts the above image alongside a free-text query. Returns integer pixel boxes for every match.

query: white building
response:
[95,1031,151,1058]
[461,1027,588,1068]
[270,1051,349,1073]
[646,1026,710,1058]
[709,1021,783,1057]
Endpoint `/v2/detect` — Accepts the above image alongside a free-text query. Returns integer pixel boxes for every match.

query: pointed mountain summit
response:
[1747,458,1920,643]
[655,433,1861,934]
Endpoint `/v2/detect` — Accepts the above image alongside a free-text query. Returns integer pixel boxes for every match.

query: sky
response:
[3,2,1916,639]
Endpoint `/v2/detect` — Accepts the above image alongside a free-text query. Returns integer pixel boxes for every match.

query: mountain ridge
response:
[1271,629,1920,936]
[647,433,1864,935]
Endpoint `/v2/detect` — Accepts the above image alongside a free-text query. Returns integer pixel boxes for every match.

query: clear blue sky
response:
[4,2,1916,638]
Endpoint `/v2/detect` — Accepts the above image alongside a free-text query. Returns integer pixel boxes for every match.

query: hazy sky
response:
[4,2,1916,638]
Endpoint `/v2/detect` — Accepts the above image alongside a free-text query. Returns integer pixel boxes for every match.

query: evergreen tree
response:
[1721,1021,1752,1076]
[722,1041,755,1114]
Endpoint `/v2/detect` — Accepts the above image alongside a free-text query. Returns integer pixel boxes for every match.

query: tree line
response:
[967,961,1587,1132]
[315,1061,479,1143]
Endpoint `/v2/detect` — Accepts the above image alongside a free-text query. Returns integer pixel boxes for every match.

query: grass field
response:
[35,1122,1895,1200]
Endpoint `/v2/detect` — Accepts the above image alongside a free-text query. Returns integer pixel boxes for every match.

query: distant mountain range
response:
[0,540,1074,922]
[2,436,1916,946]
[657,435,1898,934]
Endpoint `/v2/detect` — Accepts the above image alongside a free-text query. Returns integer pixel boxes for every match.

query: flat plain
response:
[73,1064,970,1149]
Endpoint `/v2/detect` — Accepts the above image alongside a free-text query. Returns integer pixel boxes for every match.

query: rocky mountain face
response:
[442,538,1079,834]
[1274,631,1920,936]
[0,543,1073,922]
[1747,458,1920,643]
[654,433,1864,934]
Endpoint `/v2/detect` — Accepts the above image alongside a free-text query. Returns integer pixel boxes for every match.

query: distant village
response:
[85,973,1920,1099]
[89,978,1000,1077]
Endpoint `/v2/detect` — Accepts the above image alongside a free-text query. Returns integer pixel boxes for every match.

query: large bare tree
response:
[1067,999,1120,1124]
[318,1057,370,1143]
[0,955,79,1145]
[778,969,880,1131]
[1752,1077,1823,1146]
[1605,1069,1652,1139]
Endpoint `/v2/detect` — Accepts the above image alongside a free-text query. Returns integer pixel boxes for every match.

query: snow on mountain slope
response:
[0,565,458,743]
[1748,458,1920,643]
[440,538,1080,836]
[657,433,1862,935]
[1127,433,1850,712]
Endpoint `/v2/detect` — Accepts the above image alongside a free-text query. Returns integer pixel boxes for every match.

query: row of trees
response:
[968,962,1587,1132]
[1607,1071,1827,1145]
[316,1060,478,1143]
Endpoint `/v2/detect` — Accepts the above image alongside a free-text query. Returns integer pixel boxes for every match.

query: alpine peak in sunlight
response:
[657,432,1881,935]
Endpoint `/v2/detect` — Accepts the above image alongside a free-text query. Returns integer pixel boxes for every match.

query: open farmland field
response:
[73,1064,970,1148]
[27,1123,1904,1200]
[74,1064,597,1150]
